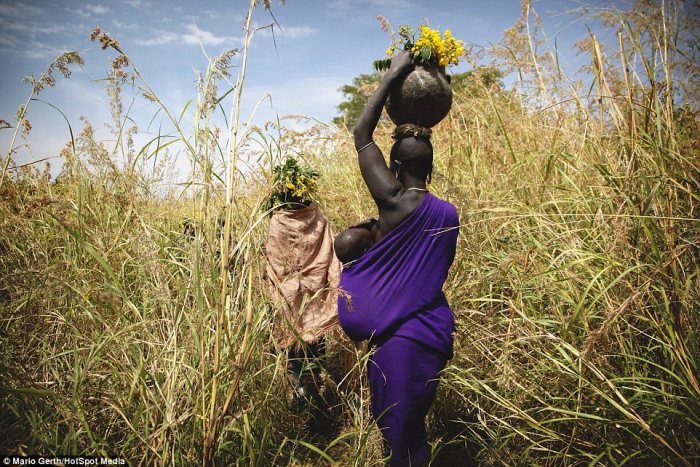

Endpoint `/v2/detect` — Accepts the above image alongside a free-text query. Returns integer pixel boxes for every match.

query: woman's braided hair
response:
[392,123,432,140]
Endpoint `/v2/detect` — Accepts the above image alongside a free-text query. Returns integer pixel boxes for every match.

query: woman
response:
[337,51,459,466]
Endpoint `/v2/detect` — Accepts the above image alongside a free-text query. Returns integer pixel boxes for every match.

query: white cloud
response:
[125,0,150,8]
[134,25,240,47]
[113,20,136,30]
[254,24,317,40]
[88,4,110,14]
[0,3,68,60]
[41,24,66,34]
[279,25,317,39]
[77,4,111,18]
[373,0,413,7]
[134,31,179,46]
[181,24,239,46]
[202,8,244,22]
[24,43,67,60]
[0,34,21,50]
[0,2,43,19]
[9,39,65,60]
[0,15,67,60]
[0,17,64,36]
[327,0,413,12]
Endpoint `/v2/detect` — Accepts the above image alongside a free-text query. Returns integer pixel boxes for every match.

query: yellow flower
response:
[398,24,464,67]
[398,25,413,36]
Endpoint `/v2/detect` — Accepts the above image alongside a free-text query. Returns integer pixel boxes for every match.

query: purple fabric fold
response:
[338,193,459,357]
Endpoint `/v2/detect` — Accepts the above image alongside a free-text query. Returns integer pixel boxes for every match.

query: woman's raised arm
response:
[352,51,413,208]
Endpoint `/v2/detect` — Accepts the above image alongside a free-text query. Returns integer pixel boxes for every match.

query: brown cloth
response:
[264,203,340,349]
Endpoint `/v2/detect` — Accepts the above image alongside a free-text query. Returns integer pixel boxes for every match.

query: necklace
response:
[406,187,428,192]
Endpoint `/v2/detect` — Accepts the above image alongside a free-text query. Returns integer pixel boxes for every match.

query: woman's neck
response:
[399,173,427,190]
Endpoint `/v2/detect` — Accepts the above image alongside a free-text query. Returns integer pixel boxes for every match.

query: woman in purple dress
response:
[336,51,459,466]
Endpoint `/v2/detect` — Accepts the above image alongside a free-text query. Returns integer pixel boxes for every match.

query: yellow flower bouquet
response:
[266,157,319,212]
[374,24,466,72]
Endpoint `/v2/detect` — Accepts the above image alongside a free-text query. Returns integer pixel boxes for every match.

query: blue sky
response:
[0,0,621,176]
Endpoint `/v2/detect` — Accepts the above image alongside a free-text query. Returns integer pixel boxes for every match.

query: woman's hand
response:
[349,217,377,229]
[387,51,414,79]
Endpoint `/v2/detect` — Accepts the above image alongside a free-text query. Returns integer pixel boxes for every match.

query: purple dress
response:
[338,193,459,466]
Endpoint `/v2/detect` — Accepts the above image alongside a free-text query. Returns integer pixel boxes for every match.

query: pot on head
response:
[385,64,452,128]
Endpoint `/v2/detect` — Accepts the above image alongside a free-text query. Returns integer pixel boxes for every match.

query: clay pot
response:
[385,64,452,128]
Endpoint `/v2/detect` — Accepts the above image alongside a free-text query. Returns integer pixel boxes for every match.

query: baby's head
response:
[334,228,374,264]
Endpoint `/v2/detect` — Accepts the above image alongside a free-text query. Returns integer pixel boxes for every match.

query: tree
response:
[332,73,381,129]
[449,66,504,95]
[332,66,504,129]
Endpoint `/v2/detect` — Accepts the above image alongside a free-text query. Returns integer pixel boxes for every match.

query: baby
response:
[334,218,379,265]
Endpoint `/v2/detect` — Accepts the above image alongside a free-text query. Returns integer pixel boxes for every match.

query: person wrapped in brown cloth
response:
[263,157,340,404]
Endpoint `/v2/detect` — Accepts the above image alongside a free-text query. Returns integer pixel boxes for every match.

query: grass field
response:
[1,1,698,465]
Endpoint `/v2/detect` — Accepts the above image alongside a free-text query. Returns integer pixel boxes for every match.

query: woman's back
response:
[374,188,428,243]
[338,193,459,355]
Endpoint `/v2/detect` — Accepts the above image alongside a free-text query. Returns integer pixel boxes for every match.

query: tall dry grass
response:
[1,0,698,465]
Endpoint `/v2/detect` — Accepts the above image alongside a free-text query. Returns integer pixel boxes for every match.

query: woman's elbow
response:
[352,124,364,142]
[353,117,372,140]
